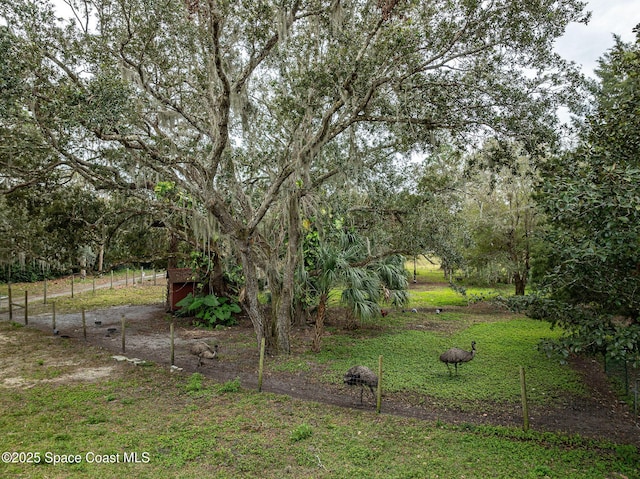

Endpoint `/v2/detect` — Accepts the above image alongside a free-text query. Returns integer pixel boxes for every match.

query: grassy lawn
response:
[0,265,638,478]
[0,269,164,304]
[275,260,583,409]
[1,283,166,317]
[0,323,636,479]
[309,318,583,408]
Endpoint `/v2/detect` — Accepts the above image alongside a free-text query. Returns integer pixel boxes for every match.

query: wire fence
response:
[604,358,640,423]
[0,269,166,318]
[1,276,637,431]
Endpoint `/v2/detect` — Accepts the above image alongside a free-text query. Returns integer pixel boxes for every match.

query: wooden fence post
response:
[71,275,74,298]
[43,278,47,304]
[8,285,12,321]
[170,321,175,366]
[51,302,56,332]
[24,291,28,325]
[82,308,86,340]
[258,337,266,392]
[121,314,126,353]
[110,270,114,289]
[377,355,383,413]
[520,366,530,432]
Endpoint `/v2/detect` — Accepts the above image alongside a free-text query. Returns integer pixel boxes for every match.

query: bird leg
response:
[368,385,376,399]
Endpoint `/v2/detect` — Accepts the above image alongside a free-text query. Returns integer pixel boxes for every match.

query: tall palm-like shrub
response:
[309,230,408,352]
[340,265,383,330]
[311,243,344,352]
[371,255,410,307]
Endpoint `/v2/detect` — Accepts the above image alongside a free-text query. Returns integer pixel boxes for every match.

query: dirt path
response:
[6,302,639,448]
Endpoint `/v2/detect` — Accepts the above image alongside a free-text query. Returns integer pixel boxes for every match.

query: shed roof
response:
[166,268,197,284]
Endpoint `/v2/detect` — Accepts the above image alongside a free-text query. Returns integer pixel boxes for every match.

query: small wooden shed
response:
[166,268,198,312]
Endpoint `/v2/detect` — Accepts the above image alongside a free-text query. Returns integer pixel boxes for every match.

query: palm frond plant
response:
[371,255,410,308]
[306,230,409,351]
[340,266,382,329]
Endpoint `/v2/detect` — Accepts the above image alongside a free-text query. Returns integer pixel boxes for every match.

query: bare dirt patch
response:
[0,318,131,392]
[2,367,115,389]
[2,303,639,447]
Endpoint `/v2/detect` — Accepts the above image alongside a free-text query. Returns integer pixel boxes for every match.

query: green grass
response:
[308,318,583,408]
[0,269,162,294]
[277,267,586,410]
[407,283,512,308]
[405,258,515,305]
[3,284,166,317]
[1,265,638,478]
[302,259,508,311]
[407,257,447,282]
[0,348,636,479]
[408,287,470,307]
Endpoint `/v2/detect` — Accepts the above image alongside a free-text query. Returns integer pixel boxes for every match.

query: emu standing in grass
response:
[190,341,218,368]
[343,366,378,405]
[439,341,476,376]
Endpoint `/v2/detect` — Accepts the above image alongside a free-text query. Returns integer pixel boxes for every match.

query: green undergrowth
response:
[0,370,638,479]
[0,355,635,479]
[305,318,584,408]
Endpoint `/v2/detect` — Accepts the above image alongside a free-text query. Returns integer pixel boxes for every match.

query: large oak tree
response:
[1,0,586,352]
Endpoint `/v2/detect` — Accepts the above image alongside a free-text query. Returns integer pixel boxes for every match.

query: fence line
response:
[5,283,635,428]
[0,270,166,317]
[604,357,640,425]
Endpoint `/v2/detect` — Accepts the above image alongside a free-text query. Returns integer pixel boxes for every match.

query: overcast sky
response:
[554,0,639,77]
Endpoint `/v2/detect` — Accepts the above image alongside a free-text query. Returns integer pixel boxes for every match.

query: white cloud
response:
[554,0,638,77]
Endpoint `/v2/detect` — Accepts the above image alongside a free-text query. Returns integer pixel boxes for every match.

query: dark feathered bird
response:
[439,341,476,375]
[190,341,218,368]
[343,365,378,405]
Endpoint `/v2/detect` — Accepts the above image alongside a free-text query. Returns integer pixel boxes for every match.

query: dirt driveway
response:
[4,302,639,448]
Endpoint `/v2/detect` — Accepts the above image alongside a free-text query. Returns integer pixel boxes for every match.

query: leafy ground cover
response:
[0,321,637,479]
[0,263,638,478]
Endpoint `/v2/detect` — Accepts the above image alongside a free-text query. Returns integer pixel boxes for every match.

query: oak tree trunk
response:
[514,272,527,296]
[238,238,266,351]
[312,293,328,353]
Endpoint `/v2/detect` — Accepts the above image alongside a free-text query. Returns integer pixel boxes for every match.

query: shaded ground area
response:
[5,301,638,448]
